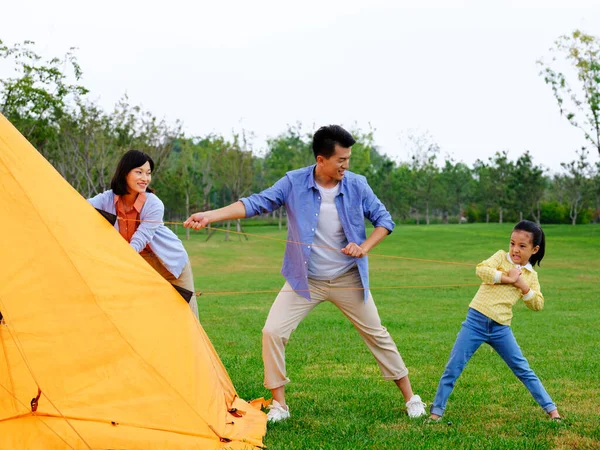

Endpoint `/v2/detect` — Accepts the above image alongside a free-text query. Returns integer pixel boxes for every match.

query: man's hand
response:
[184,212,211,230]
[341,242,367,258]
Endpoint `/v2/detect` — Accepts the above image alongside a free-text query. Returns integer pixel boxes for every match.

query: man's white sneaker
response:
[406,394,427,418]
[267,400,290,422]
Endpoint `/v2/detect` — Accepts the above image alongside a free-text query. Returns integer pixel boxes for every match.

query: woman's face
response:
[125,161,152,195]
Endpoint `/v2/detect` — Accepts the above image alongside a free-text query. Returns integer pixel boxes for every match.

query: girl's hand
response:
[513,275,530,295]
[506,268,522,284]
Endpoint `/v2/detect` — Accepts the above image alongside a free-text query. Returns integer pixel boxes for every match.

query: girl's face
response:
[509,230,539,265]
[125,161,152,195]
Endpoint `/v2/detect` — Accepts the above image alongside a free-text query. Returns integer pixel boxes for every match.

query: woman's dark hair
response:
[110,150,155,195]
[312,125,356,159]
[513,220,545,266]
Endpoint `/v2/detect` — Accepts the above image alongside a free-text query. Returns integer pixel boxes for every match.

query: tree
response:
[54,101,118,197]
[109,96,182,172]
[0,40,88,153]
[347,126,376,177]
[560,147,592,225]
[539,30,600,157]
[0,38,88,161]
[510,152,546,224]
[489,151,514,223]
[213,133,255,240]
[264,125,311,229]
[473,160,496,223]
[401,131,440,225]
[438,159,472,223]
[593,161,600,221]
[156,139,207,239]
[368,152,412,220]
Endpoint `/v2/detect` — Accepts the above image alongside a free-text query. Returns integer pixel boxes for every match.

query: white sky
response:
[2,0,600,173]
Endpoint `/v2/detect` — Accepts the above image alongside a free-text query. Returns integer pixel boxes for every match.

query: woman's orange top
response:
[114,193,152,254]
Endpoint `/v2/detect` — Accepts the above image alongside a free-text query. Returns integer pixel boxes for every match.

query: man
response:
[184,125,426,421]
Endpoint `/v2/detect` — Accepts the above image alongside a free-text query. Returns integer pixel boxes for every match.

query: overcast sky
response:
[3,0,600,173]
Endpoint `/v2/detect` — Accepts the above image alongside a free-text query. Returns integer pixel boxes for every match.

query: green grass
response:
[180,223,600,450]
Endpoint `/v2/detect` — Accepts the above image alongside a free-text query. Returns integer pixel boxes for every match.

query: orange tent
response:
[0,114,267,449]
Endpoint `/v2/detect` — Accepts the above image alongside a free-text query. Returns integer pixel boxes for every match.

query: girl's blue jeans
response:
[430,308,557,417]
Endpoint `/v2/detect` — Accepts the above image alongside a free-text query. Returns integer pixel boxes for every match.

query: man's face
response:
[317,144,352,181]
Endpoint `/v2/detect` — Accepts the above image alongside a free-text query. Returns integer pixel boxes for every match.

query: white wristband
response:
[522,289,535,301]
[493,270,503,284]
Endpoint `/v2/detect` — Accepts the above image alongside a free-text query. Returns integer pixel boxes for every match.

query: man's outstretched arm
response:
[184,201,246,230]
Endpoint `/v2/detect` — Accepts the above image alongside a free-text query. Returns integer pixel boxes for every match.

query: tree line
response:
[1,31,599,231]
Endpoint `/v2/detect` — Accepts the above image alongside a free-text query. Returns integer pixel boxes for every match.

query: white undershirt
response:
[307,182,356,280]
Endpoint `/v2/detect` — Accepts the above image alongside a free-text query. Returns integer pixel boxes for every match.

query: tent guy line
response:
[117,217,475,267]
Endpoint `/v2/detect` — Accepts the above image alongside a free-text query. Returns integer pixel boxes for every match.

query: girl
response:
[88,150,199,318]
[429,220,560,422]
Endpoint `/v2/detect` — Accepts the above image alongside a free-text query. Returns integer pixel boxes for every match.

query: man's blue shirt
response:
[240,165,395,301]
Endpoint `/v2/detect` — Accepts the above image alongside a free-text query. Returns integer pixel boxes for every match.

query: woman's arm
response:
[87,191,113,211]
[129,196,165,252]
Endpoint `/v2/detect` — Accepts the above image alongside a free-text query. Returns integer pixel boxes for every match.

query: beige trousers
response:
[141,253,199,318]
[262,267,408,389]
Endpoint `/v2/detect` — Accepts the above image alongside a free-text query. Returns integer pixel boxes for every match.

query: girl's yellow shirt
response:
[469,250,544,326]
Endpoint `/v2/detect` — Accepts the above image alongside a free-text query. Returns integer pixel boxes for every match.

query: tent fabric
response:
[0,114,267,449]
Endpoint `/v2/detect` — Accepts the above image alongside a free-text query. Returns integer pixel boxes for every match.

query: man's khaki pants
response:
[262,267,408,389]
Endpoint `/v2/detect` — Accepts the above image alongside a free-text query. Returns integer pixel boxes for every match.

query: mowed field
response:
[181,223,599,450]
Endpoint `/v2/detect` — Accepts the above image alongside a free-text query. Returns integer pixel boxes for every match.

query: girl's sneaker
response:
[267,400,290,422]
[406,395,427,418]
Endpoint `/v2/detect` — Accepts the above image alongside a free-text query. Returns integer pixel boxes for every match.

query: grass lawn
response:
[180,223,599,450]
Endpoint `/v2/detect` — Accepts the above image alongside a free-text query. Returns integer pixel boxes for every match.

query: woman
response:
[88,150,198,318]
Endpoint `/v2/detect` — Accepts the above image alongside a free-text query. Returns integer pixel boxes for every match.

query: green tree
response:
[108,95,183,172]
[592,161,600,221]
[438,159,472,223]
[0,38,88,162]
[156,139,208,239]
[368,152,412,220]
[411,150,439,225]
[489,151,515,223]
[264,125,311,229]
[347,126,376,177]
[213,133,255,239]
[473,160,496,223]
[539,30,600,157]
[510,152,546,224]
[54,101,118,197]
[402,131,440,225]
[560,147,592,225]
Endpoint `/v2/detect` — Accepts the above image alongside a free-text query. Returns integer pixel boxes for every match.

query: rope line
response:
[113,217,479,297]
[119,217,475,267]
[196,283,481,297]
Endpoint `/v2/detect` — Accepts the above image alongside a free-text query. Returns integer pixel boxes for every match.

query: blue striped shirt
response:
[240,165,395,301]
